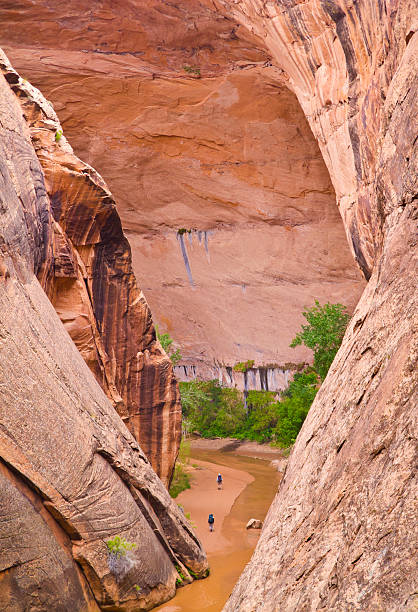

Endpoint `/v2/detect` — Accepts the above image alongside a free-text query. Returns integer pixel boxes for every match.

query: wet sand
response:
[156,443,281,612]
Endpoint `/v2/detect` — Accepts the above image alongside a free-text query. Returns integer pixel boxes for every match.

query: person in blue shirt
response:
[217,473,223,490]
[208,513,215,532]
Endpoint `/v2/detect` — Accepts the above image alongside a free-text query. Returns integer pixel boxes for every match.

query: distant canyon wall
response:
[0,0,365,373]
[0,52,180,486]
[175,363,293,393]
[0,51,207,611]
[219,1,418,610]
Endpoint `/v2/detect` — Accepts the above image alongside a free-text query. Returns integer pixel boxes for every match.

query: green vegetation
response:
[175,564,187,586]
[290,300,349,381]
[180,376,316,447]
[233,359,255,373]
[177,228,192,235]
[179,301,349,448]
[55,129,63,142]
[169,439,191,498]
[134,585,141,593]
[183,65,201,76]
[180,380,245,438]
[271,370,318,447]
[156,325,182,366]
[106,536,136,558]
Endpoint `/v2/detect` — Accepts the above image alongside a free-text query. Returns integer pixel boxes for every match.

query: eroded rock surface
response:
[219,1,418,610]
[0,54,207,610]
[0,51,181,486]
[0,0,365,375]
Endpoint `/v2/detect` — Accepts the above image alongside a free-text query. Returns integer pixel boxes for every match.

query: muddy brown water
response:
[156,447,281,612]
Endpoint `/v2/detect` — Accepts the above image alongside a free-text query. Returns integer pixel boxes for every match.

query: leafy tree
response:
[179,380,210,416]
[236,391,279,442]
[290,300,349,381]
[273,371,318,447]
[156,325,182,366]
[179,380,244,438]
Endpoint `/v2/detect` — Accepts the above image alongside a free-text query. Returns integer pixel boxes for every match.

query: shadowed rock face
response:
[0,52,181,486]
[0,53,207,610]
[216,1,417,610]
[0,0,366,375]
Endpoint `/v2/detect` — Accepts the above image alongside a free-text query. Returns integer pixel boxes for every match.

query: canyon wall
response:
[175,363,293,393]
[0,52,180,486]
[0,0,365,378]
[0,52,208,610]
[219,1,417,610]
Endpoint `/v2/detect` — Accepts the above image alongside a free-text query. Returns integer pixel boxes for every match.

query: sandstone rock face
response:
[219,1,418,610]
[0,51,181,486]
[0,56,207,610]
[0,0,365,377]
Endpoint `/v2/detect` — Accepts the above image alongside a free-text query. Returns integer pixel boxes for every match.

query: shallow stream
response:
[156,446,280,612]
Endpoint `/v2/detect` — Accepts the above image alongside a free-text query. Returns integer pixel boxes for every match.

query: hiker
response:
[217,473,223,490]
[208,513,215,532]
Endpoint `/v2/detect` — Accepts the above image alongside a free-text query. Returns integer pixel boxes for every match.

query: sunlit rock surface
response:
[218,1,418,610]
[0,51,207,611]
[0,0,365,375]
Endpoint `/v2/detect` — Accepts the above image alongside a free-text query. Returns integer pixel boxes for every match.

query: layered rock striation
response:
[0,51,180,486]
[0,52,208,610]
[0,0,366,376]
[219,1,418,610]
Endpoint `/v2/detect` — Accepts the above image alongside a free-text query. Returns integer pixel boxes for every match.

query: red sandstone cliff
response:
[218,1,417,610]
[0,51,207,610]
[0,52,181,486]
[0,1,416,610]
[0,0,365,383]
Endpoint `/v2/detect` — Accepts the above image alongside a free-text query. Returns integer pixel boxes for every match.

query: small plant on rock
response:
[183,65,201,76]
[55,129,63,142]
[106,535,137,558]
[156,325,182,366]
[233,359,255,373]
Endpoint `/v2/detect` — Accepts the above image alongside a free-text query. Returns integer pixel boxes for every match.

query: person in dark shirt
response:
[208,513,215,532]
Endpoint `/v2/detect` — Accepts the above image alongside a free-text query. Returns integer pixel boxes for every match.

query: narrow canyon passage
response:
[156,444,281,612]
[0,2,415,610]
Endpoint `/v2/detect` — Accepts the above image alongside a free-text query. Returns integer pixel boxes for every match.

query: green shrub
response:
[233,360,255,373]
[55,129,63,142]
[106,536,136,558]
[156,325,182,366]
[169,439,191,498]
[183,66,201,76]
[169,462,191,498]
